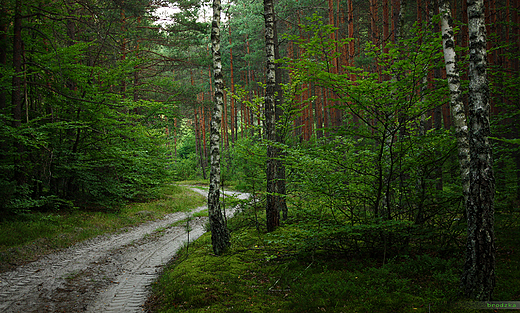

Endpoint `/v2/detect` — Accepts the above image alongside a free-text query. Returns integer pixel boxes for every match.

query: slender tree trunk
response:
[174,118,178,158]
[371,0,380,73]
[223,90,228,149]
[461,0,496,301]
[120,11,127,96]
[274,18,288,220]
[383,0,390,55]
[208,0,230,255]
[0,8,7,121]
[12,0,25,186]
[228,18,236,144]
[264,0,279,232]
[12,0,22,130]
[194,107,207,179]
[348,0,356,82]
[192,70,207,179]
[327,0,337,129]
[440,0,470,204]
[315,85,323,139]
[201,106,209,170]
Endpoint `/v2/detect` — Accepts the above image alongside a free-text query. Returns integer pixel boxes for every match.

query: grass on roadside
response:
[148,211,520,313]
[0,184,206,272]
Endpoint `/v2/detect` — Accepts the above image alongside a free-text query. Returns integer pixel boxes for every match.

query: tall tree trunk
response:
[383,0,390,55]
[228,18,236,144]
[223,90,228,149]
[174,118,178,158]
[315,85,324,139]
[194,107,207,179]
[426,0,444,191]
[120,11,126,96]
[12,0,22,130]
[461,0,496,301]
[440,0,470,204]
[274,18,288,220]
[12,0,25,186]
[208,0,230,255]
[327,0,338,129]
[264,0,279,232]
[192,70,207,179]
[371,0,380,73]
[0,8,7,123]
[201,106,209,171]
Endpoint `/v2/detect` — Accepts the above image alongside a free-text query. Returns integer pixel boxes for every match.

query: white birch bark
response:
[208,0,230,255]
[461,0,496,301]
[440,0,470,203]
[264,0,279,231]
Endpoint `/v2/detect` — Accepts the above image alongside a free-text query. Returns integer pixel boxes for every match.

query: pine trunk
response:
[0,8,7,122]
[228,19,236,144]
[12,0,25,186]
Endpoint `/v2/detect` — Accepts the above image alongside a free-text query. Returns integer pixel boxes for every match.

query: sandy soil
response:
[0,187,248,313]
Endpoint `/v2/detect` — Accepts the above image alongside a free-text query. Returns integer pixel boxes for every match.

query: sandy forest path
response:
[0,187,248,313]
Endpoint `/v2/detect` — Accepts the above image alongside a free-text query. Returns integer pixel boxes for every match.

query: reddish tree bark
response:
[315,85,324,138]
[12,0,25,186]
[0,8,7,118]
[228,18,236,143]
[223,90,228,149]
[348,0,355,80]
[383,0,390,55]
[192,70,207,179]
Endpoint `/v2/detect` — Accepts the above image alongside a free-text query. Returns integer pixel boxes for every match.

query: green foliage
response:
[489,56,520,211]
[170,119,203,181]
[269,15,466,257]
[172,154,200,181]
[0,0,182,216]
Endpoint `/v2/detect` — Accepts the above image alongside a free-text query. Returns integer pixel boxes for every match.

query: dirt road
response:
[0,187,248,313]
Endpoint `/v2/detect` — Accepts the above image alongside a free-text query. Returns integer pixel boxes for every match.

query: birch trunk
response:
[208,0,230,255]
[264,0,279,232]
[439,0,470,203]
[461,0,496,301]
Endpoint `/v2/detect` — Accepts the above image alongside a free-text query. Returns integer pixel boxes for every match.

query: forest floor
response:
[146,204,520,313]
[0,186,248,313]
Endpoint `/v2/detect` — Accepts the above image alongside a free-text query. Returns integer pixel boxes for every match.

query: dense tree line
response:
[0,0,205,213]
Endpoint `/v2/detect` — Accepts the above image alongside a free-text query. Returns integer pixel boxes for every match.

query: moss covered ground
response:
[148,211,520,313]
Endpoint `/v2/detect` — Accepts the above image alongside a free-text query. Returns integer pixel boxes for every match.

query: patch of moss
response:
[150,211,520,313]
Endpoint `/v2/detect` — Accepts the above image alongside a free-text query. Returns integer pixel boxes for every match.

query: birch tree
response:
[439,0,470,203]
[264,0,279,232]
[461,0,496,301]
[208,0,230,254]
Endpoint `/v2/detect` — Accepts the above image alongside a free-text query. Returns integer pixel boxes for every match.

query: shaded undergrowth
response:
[148,208,520,313]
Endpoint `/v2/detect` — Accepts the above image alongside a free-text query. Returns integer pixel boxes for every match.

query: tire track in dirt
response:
[0,187,248,313]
